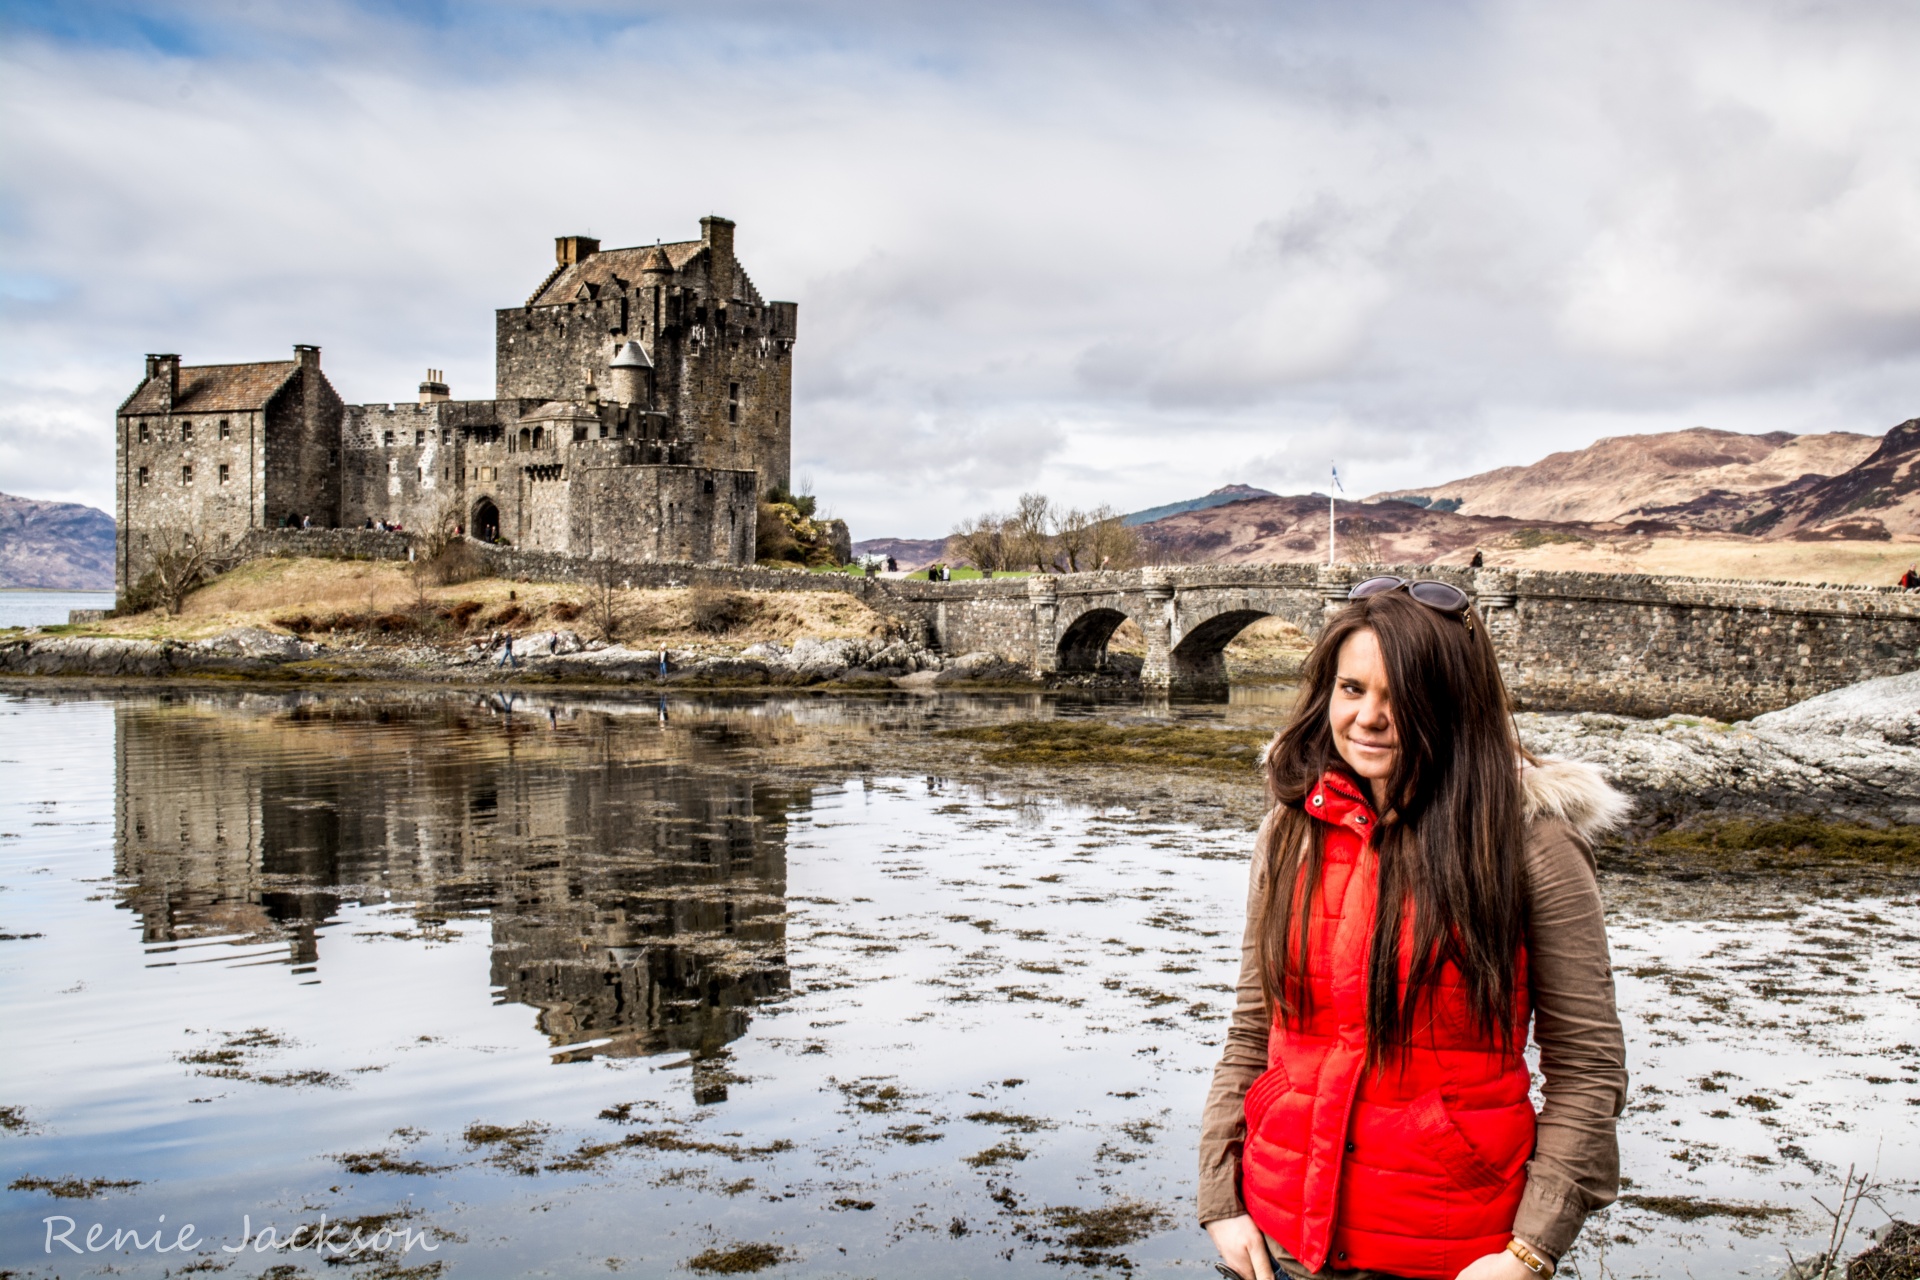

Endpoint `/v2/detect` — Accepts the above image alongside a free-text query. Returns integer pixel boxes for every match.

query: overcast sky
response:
[4,0,1918,538]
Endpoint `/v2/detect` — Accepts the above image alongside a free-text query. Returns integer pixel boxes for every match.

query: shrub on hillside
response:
[689,587,755,634]
[423,540,487,586]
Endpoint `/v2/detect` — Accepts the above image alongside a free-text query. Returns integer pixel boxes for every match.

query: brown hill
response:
[1737,418,1920,541]
[1373,427,1877,524]
[0,491,116,590]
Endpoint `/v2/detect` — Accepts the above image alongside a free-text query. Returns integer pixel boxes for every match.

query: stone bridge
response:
[896,563,1920,720]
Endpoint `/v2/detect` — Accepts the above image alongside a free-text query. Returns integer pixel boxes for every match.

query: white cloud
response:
[2,0,1918,539]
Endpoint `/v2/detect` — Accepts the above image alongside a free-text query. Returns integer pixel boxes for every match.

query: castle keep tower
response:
[497,216,796,493]
[114,217,797,599]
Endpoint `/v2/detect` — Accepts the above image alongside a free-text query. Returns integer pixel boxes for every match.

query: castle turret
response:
[608,340,653,407]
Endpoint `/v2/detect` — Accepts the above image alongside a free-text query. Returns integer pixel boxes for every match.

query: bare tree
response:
[946,512,1008,573]
[129,527,227,616]
[1342,516,1386,566]
[1083,505,1142,571]
[416,491,466,561]
[585,558,626,642]
[1055,507,1095,572]
[1007,492,1056,572]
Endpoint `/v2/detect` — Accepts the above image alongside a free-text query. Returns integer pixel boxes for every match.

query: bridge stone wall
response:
[1474,568,1919,719]
[898,564,1920,720]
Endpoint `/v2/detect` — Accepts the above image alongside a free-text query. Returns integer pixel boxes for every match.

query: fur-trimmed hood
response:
[1521,756,1632,839]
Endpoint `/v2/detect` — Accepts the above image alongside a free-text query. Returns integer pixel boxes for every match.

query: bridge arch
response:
[1055,606,1132,674]
[1169,608,1275,694]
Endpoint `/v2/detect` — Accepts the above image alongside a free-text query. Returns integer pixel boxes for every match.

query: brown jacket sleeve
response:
[1512,817,1629,1260]
[1197,837,1271,1225]
[1195,816,1629,1251]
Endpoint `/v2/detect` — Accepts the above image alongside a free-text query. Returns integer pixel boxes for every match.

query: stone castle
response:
[114,216,795,595]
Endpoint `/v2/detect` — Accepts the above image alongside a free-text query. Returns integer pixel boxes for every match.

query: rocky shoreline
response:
[0,626,1034,689]
[1519,670,1920,827]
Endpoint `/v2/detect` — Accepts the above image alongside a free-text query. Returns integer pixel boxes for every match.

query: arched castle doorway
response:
[472,497,500,543]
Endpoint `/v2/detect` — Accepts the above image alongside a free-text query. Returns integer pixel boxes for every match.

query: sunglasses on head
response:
[1348,575,1475,631]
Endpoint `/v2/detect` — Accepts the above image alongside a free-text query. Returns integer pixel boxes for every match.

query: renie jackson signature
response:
[42,1213,442,1257]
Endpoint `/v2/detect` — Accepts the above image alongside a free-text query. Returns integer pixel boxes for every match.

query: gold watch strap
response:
[1506,1237,1553,1276]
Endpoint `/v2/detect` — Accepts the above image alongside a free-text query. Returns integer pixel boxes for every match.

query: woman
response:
[1200,579,1630,1280]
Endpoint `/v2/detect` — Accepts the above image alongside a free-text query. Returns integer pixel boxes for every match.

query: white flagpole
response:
[1328,462,1337,567]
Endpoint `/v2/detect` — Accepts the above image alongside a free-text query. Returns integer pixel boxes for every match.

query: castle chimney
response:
[701,216,735,298]
[556,235,600,266]
[419,368,450,405]
[608,341,653,407]
[145,353,180,408]
[294,344,321,369]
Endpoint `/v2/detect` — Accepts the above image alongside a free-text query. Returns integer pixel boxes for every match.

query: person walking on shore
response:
[1201,577,1629,1280]
[495,632,517,670]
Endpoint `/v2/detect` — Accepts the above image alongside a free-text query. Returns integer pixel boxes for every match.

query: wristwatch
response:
[1506,1237,1554,1276]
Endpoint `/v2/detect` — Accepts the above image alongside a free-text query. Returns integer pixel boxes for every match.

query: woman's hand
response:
[1454,1247,1539,1279]
[1204,1215,1276,1280]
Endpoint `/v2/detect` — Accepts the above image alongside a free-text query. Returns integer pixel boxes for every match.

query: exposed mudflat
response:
[0,687,1913,1279]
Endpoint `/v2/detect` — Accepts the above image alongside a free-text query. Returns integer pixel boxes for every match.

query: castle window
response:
[138,422,150,443]
[573,425,588,443]
[330,448,339,465]
[599,422,609,438]
[218,463,230,484]
[137,466,150,487]
[704,478,715,494]
[728,403,738,423]
[180,464,193,484]
[218,419,230,440]
[415,430,425,445]
[729,381,739,399]
[180,421,193,443]
[441,429,450,444]
[384,429,394,446]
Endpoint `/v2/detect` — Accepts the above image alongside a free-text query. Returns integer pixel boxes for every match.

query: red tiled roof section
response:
[528,241,706,306]
[123,361,297,415]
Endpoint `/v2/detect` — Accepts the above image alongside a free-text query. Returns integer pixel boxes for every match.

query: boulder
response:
[194,627,316,661]
[1517,708,1920,825]
[1748,668,1919,745]
[933,651,1030,684]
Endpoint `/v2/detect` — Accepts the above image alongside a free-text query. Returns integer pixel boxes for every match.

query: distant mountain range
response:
[1120,484,1276,526]
[1371,420,1918,542]
[0,492,115,590]
[856,417,1920,570]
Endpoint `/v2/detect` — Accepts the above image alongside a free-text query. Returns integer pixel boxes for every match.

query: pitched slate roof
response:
[526,240,708,307]
[121,361,297,415]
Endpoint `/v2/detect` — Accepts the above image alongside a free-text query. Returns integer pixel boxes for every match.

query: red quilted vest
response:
[1240,770,1535,1279]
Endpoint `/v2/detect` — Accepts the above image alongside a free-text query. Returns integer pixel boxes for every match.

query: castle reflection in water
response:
[110,692,796,1098]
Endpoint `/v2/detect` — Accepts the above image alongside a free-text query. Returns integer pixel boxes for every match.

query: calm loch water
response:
[0,689,1914,1278]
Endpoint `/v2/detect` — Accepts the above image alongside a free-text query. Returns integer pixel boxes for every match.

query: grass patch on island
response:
[934,722,1269,776]
[1648,817,1920,867]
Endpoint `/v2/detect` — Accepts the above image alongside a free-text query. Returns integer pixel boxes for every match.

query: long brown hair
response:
[1254,590,1526,1064]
